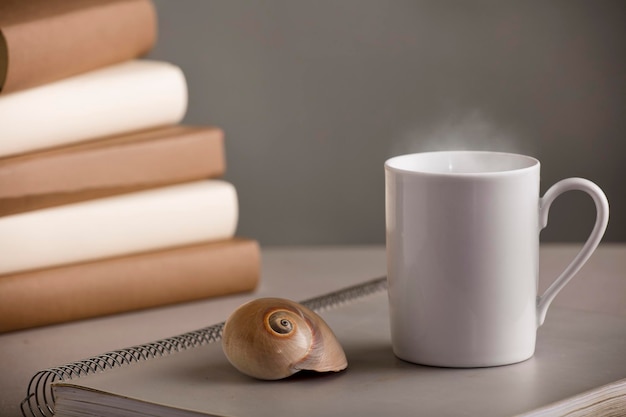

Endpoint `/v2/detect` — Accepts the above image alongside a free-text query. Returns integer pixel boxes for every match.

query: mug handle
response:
[536,178,609,327]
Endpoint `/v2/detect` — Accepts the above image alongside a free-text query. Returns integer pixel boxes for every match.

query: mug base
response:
[392,349,535,368]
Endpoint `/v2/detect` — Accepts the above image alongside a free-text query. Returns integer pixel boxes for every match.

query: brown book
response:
[0,0,156,94]
[0,239,261,333]
[0,125,225,216]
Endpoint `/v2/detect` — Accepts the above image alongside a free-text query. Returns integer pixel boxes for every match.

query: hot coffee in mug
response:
[385,151,609,367]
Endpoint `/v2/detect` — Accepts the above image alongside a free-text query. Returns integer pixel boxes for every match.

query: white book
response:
[0,180,238,275]
[0,60,187,157]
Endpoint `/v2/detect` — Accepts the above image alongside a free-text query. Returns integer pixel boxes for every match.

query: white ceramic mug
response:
[385,151,609,367]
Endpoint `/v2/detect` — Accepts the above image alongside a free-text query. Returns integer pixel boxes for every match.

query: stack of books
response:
[0,0,261,333]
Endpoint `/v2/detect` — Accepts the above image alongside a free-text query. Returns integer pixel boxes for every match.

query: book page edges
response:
[515,378,626,417]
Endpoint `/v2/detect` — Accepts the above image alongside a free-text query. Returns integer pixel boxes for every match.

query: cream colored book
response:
[0,59,187,157]
[20,278,626,417]
[0,180,237,276]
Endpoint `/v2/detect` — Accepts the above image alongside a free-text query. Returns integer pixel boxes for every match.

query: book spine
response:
[0,60,188,158]
[0,126,225,216]
[0,0,157,94]
[0,239,260,333]
[0,180,238,276]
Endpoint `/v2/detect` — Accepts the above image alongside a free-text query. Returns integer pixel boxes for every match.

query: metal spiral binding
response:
[20,276,387,417]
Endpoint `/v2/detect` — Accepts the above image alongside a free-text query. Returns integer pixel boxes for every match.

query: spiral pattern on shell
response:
[221,297,348,380]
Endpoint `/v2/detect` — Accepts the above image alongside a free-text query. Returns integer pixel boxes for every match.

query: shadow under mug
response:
[385,151,609,367]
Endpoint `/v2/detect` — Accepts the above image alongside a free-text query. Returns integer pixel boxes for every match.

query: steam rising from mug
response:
[391,110,532,156]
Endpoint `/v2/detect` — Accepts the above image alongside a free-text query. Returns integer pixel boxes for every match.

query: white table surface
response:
[1,244,625,417]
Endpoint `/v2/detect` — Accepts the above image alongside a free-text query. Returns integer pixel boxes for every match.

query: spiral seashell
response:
[221,297,348,380]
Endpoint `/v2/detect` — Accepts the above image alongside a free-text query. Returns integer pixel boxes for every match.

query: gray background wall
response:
[149,0,625,245]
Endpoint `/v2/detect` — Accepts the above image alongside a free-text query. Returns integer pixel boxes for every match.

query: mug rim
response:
[385,150,540,177]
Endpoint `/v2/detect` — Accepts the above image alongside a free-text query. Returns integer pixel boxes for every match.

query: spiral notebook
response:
[21,277,626,417]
